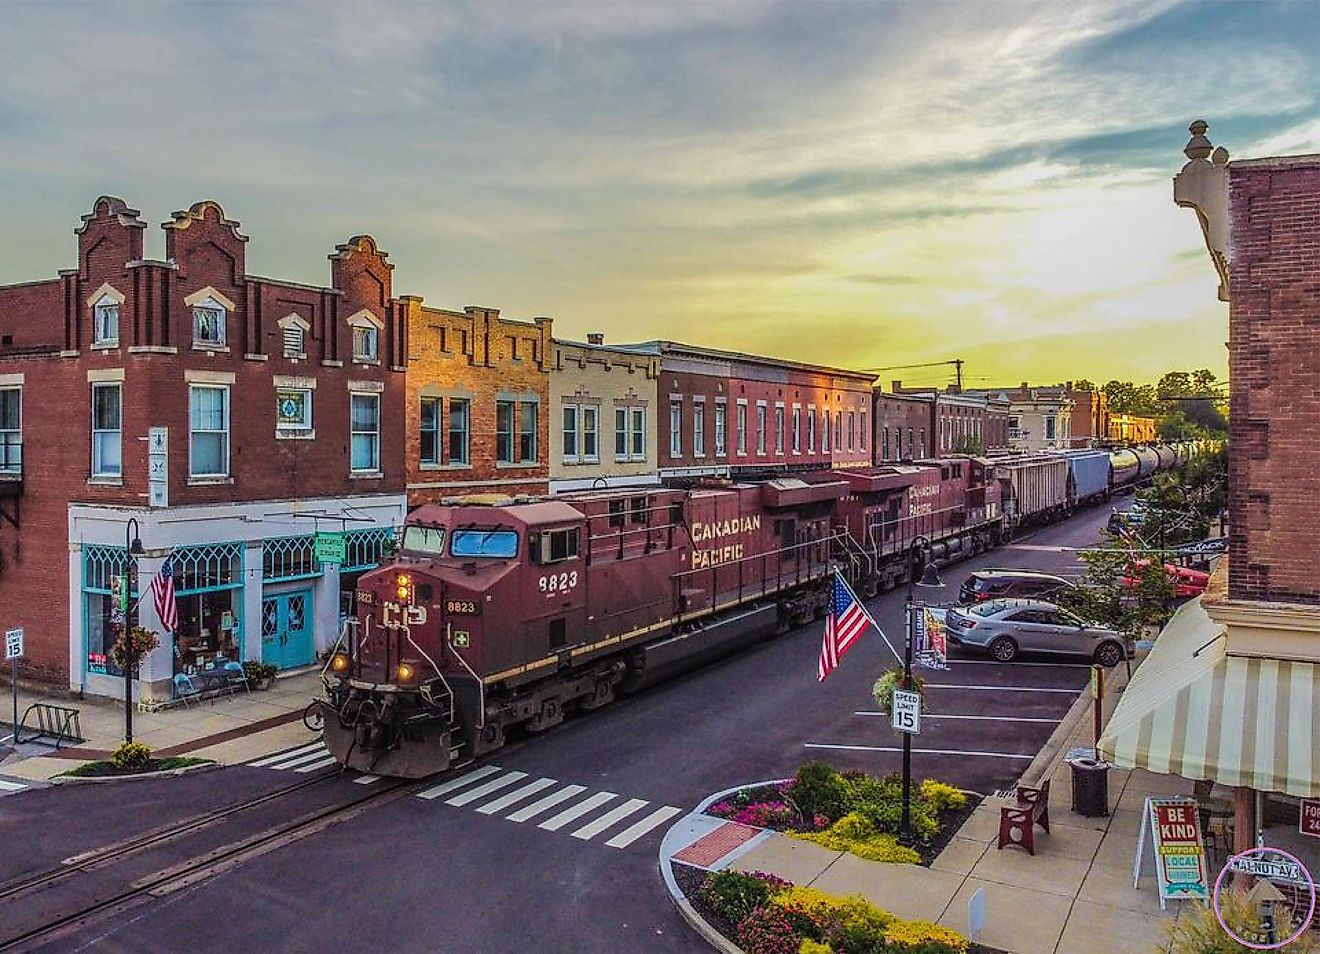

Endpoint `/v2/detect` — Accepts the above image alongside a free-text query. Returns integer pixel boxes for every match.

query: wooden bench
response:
[997,780,1050,855]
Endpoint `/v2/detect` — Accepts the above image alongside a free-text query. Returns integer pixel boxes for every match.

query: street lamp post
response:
[899,534,944,847]
[124,518,144,744]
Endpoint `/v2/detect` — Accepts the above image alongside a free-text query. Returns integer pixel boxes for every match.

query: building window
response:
[823,410,830,453]
[192,300,227,348]
[581,405,597,461]
[91,383,121,477]
[615,407,628,460]
[82,545,135,676]
[736,403,747,455]
[834,411,842,450]
[519,400,538,463]
[497,400,515,463]
[352,325,378,362]
[882,426,889,461]
[0,387,21,475]
[791,408,801,454]
[896,428,903,459]
[562,405,579,460]
[756,405,767,455]
[670,401,682,458]
[919,428,926,457]
[93,298,119,346]
[714,403,727,457]
[189,384,229,477]
[908,428,914,457]
[448,398,470,465]
[631,407,645,460]
[420,397,441,464]
[276,388,312,432]
[774,406,784,454]
[847,411,856,451]
[860,410,867,450]
[1044,415,1056,440]
[350,393,380,472]
[807,409,816,453]
[693,402,705,457]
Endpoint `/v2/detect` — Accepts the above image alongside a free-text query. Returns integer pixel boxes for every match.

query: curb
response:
[659,779,784,954]
[51,760,221,785]
[1016,659,1134,789]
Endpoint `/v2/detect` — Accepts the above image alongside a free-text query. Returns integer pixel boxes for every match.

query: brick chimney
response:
[587,333,604,346]
[892,379,903,392]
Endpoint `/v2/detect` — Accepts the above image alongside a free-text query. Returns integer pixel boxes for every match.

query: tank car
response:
[320,481,844,777]
[1109,448,1140,489]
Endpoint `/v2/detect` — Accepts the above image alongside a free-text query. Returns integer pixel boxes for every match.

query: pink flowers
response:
[729,800,794,828]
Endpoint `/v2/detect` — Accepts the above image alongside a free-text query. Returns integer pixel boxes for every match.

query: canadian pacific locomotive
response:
[320,445,1196,777]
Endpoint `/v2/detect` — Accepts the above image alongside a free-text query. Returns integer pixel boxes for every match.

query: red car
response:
[1122,560,1209,599]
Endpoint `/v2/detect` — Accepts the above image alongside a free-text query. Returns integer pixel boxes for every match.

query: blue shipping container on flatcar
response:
[1059,450,1110,506]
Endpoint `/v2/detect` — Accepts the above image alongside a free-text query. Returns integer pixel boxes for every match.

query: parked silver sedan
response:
[943,599,1131,667]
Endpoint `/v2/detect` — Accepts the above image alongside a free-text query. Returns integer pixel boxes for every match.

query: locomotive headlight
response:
[396,663,415,683]
[330,652,350,674]
[395,573,414,604]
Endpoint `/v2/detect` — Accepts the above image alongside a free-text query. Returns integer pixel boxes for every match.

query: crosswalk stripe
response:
[604,806,682,849]
[570,798,648,841]
[475,777,558,815]
[354,775,380,785]
[0,779,27,792]
[268,748,334,770]
[417,765,504,801]
[445,771,528,807]
[538,791,617,832]
[248,742,324,768]
[295,755,339,773]
[506,785,587,823]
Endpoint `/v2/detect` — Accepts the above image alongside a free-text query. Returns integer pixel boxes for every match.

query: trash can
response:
[1069,756,1110,817]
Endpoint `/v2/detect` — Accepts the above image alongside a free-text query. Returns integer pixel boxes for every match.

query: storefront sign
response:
[148,427,168,508]
[1214,847,1315,948]
[1134,796,1209,907]
[1302,800,1320,839]
[314,532,346,566]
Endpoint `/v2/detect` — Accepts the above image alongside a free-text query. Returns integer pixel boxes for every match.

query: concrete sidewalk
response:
[663,666,1205,954]
[0,671,323,780]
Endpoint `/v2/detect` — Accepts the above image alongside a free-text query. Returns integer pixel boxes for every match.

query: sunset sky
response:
[1,1,1316,389]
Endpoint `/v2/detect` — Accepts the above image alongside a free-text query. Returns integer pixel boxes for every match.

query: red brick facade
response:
[1226,156,1320,605]
[0,197,406,681]
[872,392,933,461]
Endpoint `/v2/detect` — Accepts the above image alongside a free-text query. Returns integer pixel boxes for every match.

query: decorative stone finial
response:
[1185,120,1213,161]
[1212,145,1229,165]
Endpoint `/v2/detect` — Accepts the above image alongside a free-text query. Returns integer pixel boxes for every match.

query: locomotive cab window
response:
[401,525,447,555]
[536,527,580,564]
[451,529,518,559]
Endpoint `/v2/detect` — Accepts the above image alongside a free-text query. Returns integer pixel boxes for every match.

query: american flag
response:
[150,557,178,634]
[818,572,872,681]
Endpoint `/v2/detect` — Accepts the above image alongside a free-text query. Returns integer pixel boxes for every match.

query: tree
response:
[953,435,984,455]
[1059,537,1175,641]
[1182,398,1226,434]
[1156,371,1194,399]
[1190,368,1220,396]
[1073,379,1097,393]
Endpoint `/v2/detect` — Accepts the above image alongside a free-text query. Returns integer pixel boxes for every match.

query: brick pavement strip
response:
[672,821,762,869]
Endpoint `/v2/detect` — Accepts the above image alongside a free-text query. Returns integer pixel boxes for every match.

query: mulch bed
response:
[914,793,981,867]
[60,756,212,778]
[676,860,1008,953]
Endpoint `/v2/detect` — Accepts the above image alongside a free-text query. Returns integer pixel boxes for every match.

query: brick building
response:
[0,197,406,700]
[548,334,660,493]
[401,301,552,506]
[1064,385,1108,448]
[1099,123,1320,849]
[872,391,932,461]
[616,342,874,481]
[1105,413,1155,444]
[967,383,1072,451]
[885,382,1010,456]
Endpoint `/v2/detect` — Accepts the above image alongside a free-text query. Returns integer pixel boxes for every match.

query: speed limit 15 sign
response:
[892,689,921,734]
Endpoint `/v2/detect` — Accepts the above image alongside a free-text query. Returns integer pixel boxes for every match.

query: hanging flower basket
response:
[110,625,161,672]
[872,668,926,715]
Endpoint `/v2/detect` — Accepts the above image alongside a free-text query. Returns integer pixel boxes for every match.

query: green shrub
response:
[786,761,849,824]
[774,888,898,954]
[798,941,832,954]
[111,741,152,770]
[699,869,778,924]
[792,812,922,864]
[1164,899,1320,953]
[736,905,805,954]
[918,780,966,814]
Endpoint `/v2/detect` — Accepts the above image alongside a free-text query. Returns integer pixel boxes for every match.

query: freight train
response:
[319,443,1194,777]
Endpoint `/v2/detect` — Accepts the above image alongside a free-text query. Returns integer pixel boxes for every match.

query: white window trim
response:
[692,400,705,459]
[629,406,646,462]
[562,403,580,463]
[347,309,384,364]
[669,400,683,459]
[191,296,229,350]
[91,382,122,477]
[0,385,21,476]
[714,402,727,458]
[278,313,311,358]
[92,293,121,347]
[275,386,314,433]
[448,396,472,467]
[188,384,230,478]
[349,391,382,474]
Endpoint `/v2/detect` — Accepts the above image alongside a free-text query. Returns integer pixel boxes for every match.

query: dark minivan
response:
[958,569,1074,604]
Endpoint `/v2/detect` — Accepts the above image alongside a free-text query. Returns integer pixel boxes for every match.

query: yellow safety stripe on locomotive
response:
[483,570,827,685]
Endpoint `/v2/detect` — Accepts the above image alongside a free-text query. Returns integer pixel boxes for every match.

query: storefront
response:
[172,542,245,677]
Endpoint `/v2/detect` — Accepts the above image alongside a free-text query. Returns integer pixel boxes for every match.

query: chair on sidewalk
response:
[223,661,251,695]
[173,673,201,707]
[997,780,1050,855]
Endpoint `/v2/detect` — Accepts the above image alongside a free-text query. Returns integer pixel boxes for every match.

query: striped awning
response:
[1098,597,1320,798]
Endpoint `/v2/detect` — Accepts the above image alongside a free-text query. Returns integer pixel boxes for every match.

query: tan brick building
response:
[402,302,552,506]
[548,334,660,493]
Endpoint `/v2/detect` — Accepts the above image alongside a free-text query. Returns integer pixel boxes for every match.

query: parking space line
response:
[924,684,1080,693]
[853,712,1060,723]
[947,659,1092,668]
[805,743,1034,760]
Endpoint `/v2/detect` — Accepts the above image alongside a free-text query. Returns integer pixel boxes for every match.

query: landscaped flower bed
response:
[705,762,980,866]
[677,866,978,954]
[57,741,213,778]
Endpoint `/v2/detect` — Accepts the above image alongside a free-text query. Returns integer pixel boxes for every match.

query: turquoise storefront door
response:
[261,590,314,670]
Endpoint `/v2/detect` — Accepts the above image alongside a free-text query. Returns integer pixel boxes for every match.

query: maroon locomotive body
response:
[323,480,845,777]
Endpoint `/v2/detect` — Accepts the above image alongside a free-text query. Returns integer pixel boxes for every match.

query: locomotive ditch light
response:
[330,652,350,673]
[395,572,415,604]
[396,663,415,683]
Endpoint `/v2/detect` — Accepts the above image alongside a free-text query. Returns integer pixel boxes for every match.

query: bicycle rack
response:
[16,703,85,750]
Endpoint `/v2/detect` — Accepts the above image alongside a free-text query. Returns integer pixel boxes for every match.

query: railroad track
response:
[0,773,427,951]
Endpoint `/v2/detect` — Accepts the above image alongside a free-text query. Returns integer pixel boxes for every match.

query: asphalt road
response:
[0,506,1113,953]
